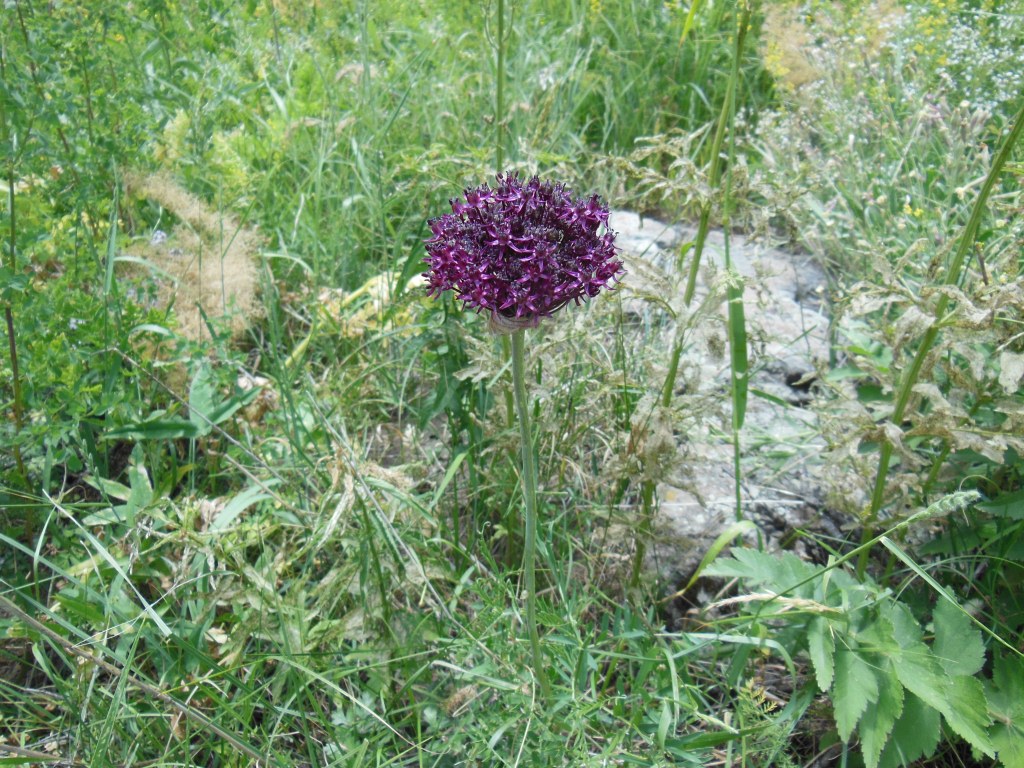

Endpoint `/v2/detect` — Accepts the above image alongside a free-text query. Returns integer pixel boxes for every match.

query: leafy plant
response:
[704,516,1024,768]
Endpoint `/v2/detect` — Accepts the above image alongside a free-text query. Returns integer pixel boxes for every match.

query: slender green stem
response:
[1,51,27,490]
[632,2,752,586]
[495,0,506,173]
[494,0,516,431]
[856,97,1024,577]
[678,2,749,297]
[511,328,550,702]
[721,26,748,525]
[2,306,25,483]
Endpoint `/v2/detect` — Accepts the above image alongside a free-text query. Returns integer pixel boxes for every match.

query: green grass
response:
[3,0,1024,766]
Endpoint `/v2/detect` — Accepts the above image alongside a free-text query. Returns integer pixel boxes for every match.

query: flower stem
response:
[0,58,27,492]
[495,0,506,173]
[492,0,517,544]
[511,328,551,702]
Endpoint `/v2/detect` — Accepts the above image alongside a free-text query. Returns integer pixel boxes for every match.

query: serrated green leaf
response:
[807,616,835,692]
[986,653,1024,768]
[834,647,879,742]
[676,520,757,599]
[704,548,818,596]
[893,641,949,714]
[857,610,899,653]
[895,641,994,757]
[943,675,994,757]
[933,598,985,677]
[879,693,941,768]
[860,663,904,768]
[977,489,1024,520]
[889,602,924,646]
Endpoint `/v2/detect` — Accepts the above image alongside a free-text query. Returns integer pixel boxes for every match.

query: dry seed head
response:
[123,172,261,343]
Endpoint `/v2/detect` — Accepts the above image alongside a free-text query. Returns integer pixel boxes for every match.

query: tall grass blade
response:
[662,519,756,602]
[880,535,1023,660]
[0,593,281,767]
[634,2,754,583]
[859,96,1024,575]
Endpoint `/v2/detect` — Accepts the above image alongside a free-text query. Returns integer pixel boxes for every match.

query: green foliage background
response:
[2,0,1023,766]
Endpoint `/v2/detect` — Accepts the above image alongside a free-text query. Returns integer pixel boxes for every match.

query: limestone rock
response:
[609,211,832,586]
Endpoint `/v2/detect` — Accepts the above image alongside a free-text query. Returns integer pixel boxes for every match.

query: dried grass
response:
[761,5,821,89]
[761,1,904,91]
[123,172,261,343]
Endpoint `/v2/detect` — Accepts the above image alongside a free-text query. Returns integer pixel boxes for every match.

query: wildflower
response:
[424,171,623,331]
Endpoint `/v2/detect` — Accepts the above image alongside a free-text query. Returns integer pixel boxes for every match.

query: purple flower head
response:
[424,171,624,330]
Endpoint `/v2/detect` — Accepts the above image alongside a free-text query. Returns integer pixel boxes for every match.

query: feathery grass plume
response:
[761,1,903,92]
[123,172,261,342]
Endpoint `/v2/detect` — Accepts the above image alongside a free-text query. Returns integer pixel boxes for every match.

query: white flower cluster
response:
[889,3,1024,114]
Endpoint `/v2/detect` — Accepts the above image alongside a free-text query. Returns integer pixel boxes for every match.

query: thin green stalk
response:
[632,2,752,586]
[2,306,25,483]
[494,0,516,430]
[678,2,750,298]
[511,328,551,703]
[1,53,27,490]
[721,28,749,525]
[723,233,747,524]
[0,593,281,768]
[856,97,1024,577]
[495,0,507,173]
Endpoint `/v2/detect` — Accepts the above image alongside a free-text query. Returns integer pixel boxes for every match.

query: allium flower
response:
[424,171,623,329]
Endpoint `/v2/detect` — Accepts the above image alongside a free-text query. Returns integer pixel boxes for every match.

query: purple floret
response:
[424,171,624,323]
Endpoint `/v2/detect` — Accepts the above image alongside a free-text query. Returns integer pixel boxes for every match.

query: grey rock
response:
[609,211,832,586]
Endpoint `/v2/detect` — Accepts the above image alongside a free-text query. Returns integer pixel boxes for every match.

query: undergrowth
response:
[2,1,1023,766]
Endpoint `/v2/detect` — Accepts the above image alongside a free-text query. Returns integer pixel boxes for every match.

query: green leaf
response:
[704,548,818,596]
[188,361,260,434]
[430,449,467,509]
[859,663,904,768]
[209,484,275,531]
[880,693,941,768]
[888,602,923,646]
[84,475,132,502]
[104,416,203,441]
[977,489,1024,520]
[725,269,748,430]
[122,461,154,526]
[656,698,672,749]
[986,653,1024,768]
[674,520,757,599]
[944,675,995,758]
[807,616,835,692]
[0,755,58,764]
[895,641,994,757]
[188,362,219,436]
[834,647,879,742]
[933,598,985,677]
[0,266,30,298]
